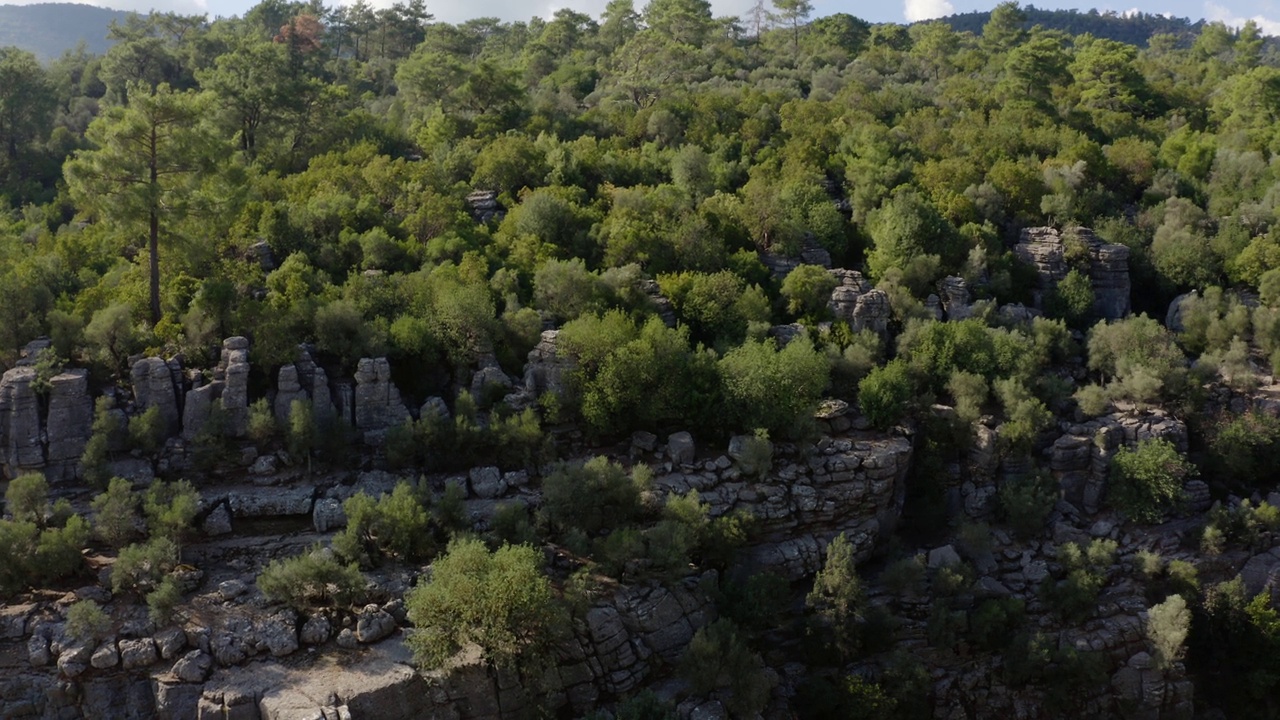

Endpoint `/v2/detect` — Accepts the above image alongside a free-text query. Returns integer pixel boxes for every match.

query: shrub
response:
[1043,268,1095,328]
[881,554,926,596]
[147,576,183,626]
[541,457,645,537]
[65,600,111,643]
[733,429,774,479]
[806,533,865,661]
[1147,594,1190,669]
[333,482,434,565]
[680,619,774,718]
[490,501,538,547]
[1109,438,1194,524]
[998,470,1058,538]
[719,336,829,438]
[405,538,559,671]
[91,477,140,547]
[1206,411,1280,490]
[858,359,914,430]
[248,398,277,447]
[257,545,366,610]
[781,264,838,320]
[112,537,180,595]
[36,515,90,583]
[1046,539,1116,622]
[5,473,49,525]
[128,406,165,454]
[143,480,200,542]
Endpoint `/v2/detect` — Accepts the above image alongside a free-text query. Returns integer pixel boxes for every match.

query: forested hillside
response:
[0,3,126,60]
[4,1,1280,718]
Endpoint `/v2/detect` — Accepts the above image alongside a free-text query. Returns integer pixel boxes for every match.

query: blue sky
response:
[9,0,1279,34]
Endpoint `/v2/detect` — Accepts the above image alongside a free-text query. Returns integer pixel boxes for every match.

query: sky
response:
[6,0,1279,35]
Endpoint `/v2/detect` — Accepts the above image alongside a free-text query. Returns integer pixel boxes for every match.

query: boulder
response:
[118,638,158,669]
[356,605,396,644]
[172,649,213,683]
[668,431,696,465]
[262,611,299,657]
[938,276,971,321]
[155,626,187,660]
[300,615,332,645]
[202,503,233,536]
[468,466,506,499]
[181,381,223,442]
[90,641,119,669]
[313,498,346,533]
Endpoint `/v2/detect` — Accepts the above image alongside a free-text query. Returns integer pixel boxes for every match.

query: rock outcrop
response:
[0,367,45,478]
[938,275,971,321]
[1014,226,1131,321]
[45,370,93,481]
[1049,410,1187,514]
[353,358,409,441]
[652,433,913,579]
[219,337,251,438]
[826,270,891,336]
[131,357,182,436]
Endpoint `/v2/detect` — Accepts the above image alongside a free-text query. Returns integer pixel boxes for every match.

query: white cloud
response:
[1205,1,1280,36]
[903,0,954,23]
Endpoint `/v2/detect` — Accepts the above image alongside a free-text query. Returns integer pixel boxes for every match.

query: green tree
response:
[807,532,865,661]
[91,477,140,547]
[405,537,559,670]
[65,82,221,325]
[1109,438,1194,524]
[0,47,55,178]
[718,336,829,437]
[257,544,367,610]
[781,264,837,320]
[5,473,49,525]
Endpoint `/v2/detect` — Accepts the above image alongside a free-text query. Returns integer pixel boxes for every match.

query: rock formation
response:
[44,370,92,481]
[131,357,182,436]
[1014,226,1131,321]
[353,357,409,441]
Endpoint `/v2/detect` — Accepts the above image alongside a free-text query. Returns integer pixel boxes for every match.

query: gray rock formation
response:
[827,270,892,335]
[852,289,892,335]
[1049,411,1187,514]
[44,370,92,481]
[656,434,912,579]
[0,366,44,478]
[1014,226,1131,321]
[219,337,251,438]
[181,381,221,442]
[466,189,504,224]
[131,357,181,436]
[353,358,409,441]
[938,276,971,321]
[274,346,335,426]
[522,330,572,405]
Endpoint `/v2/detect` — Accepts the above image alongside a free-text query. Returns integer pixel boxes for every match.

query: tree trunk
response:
[149,123,161,326]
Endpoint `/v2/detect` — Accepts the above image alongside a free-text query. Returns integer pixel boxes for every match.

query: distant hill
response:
[0,3,129,61]
[934,5,1206,46]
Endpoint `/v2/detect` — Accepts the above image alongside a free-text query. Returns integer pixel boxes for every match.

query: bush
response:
[1109,438,1195,524]
[257,545,366,610]
[91,477,140,547]
[248,398,277,447]
[806,533,865,661]
[65,600,111,643]
[147,576,183,626]
[719,336,829,438]
[82,397,125,487]
[1043,268,1095,328]
[5,473,49,525]
[1206,411,1280,490]
[112,537,180,595]
[36,515,90,583]
[998,470,1058,538]
[781,264,838,320]
[858,359,914,430]
[1147,594,1190,669]
[490,501,538,547]
[680,619,774,718]
[541,457,645,537]
[129,406,166,454]
[1046,539,1116,622]
[333,481,434,565]
[405,538,559,670]
[143,480,200,542]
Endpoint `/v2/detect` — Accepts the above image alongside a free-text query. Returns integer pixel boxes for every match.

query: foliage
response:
[333,481,434,565]
[256,545,366,610]
[5,472,49,525]
[112,537,180,596]
[541,456,646,537]
[143,480,200,542]
[65,600,112,643]
[806,532,864,662]
[1109,438,1194,523]
[90,477,140,547]
[405,537,559,671]
[680,619,774,718]
[128,406,165,454]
